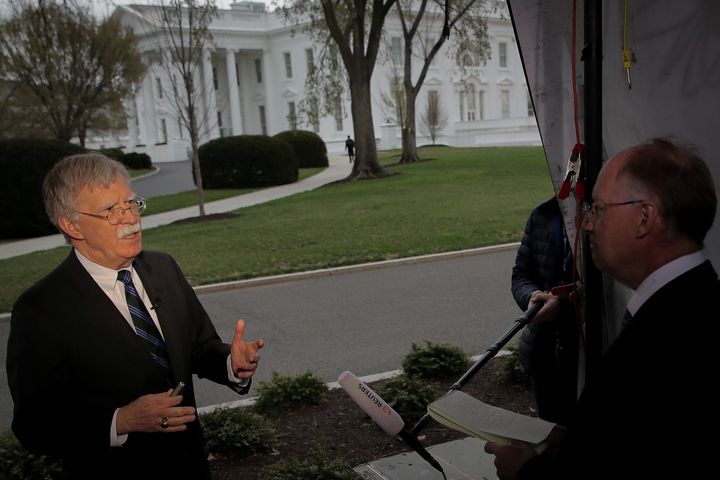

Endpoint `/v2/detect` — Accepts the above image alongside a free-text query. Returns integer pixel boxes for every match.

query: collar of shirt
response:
[74,249,126,295]
[627,250,705,316]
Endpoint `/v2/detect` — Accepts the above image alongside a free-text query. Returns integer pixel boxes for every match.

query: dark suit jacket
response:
[7,250,249,479]
[518,260,719,480]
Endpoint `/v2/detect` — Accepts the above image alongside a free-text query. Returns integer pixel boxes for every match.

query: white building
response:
[113,1,540,163]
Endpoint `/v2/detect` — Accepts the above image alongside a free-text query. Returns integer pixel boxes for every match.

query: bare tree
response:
[278,0,397,180]
[0,0,145,145]
[391,0,491,163]
[420,89,447,145]
[142,0,218,216]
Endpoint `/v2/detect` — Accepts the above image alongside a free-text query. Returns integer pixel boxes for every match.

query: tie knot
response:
[118,269,132,285]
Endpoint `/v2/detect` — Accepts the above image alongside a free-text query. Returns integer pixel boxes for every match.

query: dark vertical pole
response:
[582,0,604,384]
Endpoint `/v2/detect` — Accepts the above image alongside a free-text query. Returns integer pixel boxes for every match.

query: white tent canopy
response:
[510,0,720,348]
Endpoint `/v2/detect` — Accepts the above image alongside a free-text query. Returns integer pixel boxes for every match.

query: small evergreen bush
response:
[197,135,298,188]
[121,152,152,169]
[0,138,86,239]
[273,130,328,168]
[375,375,441,425]
[0,428,62,480]
[200,407,277,457]
[254,371,328,414]
[499,344,530,385]
[264,447,361,480]
[402,341,471,381]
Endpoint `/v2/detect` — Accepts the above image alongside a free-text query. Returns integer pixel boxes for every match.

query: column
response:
[202,48,220,139]
[141,74,157,146]
[226,49,243,136]
[126,96,139,151]
[261,49,273,134]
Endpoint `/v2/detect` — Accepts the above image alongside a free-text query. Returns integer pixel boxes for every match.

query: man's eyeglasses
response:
[583,199,644,220]
[76,197,147,225]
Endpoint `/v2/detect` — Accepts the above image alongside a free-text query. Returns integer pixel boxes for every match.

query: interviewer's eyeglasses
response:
[76,197,147,225]
[583,199,644,221]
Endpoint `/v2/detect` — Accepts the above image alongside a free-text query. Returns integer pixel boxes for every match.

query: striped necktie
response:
[118,270,173,385]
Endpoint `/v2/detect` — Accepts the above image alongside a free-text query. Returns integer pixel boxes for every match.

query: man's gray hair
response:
[43,153,130,234]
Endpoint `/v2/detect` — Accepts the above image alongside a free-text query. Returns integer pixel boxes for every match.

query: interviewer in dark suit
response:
[6,153,265,479]
[485,138,719,479]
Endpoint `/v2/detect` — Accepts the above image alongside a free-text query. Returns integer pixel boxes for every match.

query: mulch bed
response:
[209,357,535,479]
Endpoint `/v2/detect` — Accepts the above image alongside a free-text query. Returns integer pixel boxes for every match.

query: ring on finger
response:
[160,416,170,429]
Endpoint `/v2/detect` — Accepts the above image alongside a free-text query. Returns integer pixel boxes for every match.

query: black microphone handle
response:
[398,429,445,477]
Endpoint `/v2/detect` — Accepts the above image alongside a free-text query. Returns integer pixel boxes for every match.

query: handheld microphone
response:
[338,370,445,477]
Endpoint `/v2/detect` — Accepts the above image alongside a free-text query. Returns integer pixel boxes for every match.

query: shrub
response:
[375,375,441,425]
[200,407,277,457]
[264,447,361,480]
[121,152,152,169]
[0,138,86,239]
[499,344,530,385]
[197,135,298,188]
[0,428,63,480]
[273,130,328,168]
[402,341,471,381]
[254,371,328,414]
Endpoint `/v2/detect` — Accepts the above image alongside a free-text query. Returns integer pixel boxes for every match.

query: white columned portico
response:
[202,48,220,139]
[141,74,157,146]
[226,49,243,136]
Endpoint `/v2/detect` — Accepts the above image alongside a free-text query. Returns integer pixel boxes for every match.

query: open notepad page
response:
[428,390,556,446]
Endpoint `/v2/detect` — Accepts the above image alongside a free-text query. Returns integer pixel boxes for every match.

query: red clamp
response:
[558,143,584,199]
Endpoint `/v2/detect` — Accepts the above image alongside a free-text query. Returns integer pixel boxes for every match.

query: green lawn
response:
[0,147,551,312]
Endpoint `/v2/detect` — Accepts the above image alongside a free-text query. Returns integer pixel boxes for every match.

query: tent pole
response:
[582,0,604,385]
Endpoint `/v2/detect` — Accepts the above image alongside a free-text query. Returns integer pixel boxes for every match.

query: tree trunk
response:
[399,86,420,163]
[189,113,206,216]
[347,71,386,180]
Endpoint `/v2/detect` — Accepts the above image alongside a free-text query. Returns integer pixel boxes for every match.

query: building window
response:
[499,42,508,68]
[284,52,293,79]
[466,85,476,121]
[305,48,314,74]
[159,118,167,144]
[479,90,485,120]
[309,98,320,132]
[334,98,343,131]
[178,118,183,139]
[287,101,297,130]
[259,105,267,135]
[527,91,534,117]
[391,36,402,65]
[235,62,240,86]
[458,91,465,122]
[501,90,510,118]
[255,58,263,83]
[217,111,223,128]
[212,67,218,90]
[156,77,163,99]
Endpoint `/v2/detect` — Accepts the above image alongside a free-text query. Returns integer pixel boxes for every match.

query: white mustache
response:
[117,222,141,239]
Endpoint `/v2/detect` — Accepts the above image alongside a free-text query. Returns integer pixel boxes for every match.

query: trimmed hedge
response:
[0,138,86,239]
[97,148,152,170]
[273,130,328,168]
[197,135,298,188]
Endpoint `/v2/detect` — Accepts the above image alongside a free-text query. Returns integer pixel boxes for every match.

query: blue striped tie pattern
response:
[118,270,173,385]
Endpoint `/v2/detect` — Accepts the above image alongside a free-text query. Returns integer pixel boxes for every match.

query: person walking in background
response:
[345,135,355,163]
[6,153,264,479]
[511,196,579,426]
[486,138,719,479]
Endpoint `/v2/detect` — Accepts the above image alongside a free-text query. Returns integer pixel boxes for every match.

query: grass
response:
[0,148,551,312]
